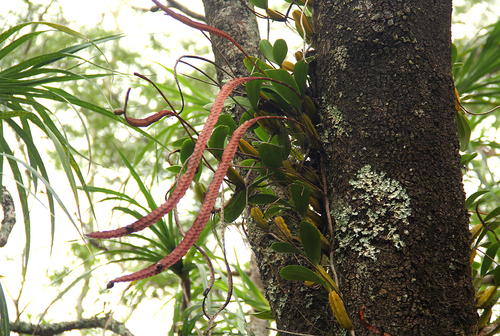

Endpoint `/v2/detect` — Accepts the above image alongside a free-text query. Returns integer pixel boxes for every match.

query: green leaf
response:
[494,266,500,286]
[293,60,309,97]
[259,39,275,63]
[42,266,102,318]
[6,119,56,248]
[195,263,210,294]
[0,282,9,336]
[224,190,246,223]
[113,146,159,213]
[261,86,291,112]
[249,193,279,205]
[215,114,237,135]
[277,131,291,158]
[265,69,302,110]
[484,206,500,222]
[249,173,274,188]
[267,204,283,216]
[166,165,182,174]
[172,137,189,147]
[0,22,32,45]
[243,56,272,75]
[251,309,274,320]
[180,138,196,164]
[455,111,470,152]
[84,186,143,208]
[183,312,205,336]
[254,124,269,141]
[271,242,300,253]
[246,79,264,111]
[232,261,270,309]
[455,19,500,89]
[280,265,327,287]
[0,137,31,276]
[249,0,268,9]
[0,30,47,62]
[481,243,500,277]
[258,143,284,168]
[240,159,256,167]
[0,153,82,249]
[460,152,477,167]
[291,183,310,217]
[451,43,458,66]
[208,125,229,160]
[232,96,252,109]
[273,39,288,66]
[193,161,203,183]
[300,221,321,265]
[239,109,259,132]
[465,190,490,209]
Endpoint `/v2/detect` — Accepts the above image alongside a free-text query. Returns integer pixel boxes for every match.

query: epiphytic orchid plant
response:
[85,0,359,333]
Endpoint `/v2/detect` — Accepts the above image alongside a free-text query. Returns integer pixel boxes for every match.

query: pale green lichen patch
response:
[321,97,351,139]
[332,45,348,70]
[413,109,424,117]
[333,165,411,260]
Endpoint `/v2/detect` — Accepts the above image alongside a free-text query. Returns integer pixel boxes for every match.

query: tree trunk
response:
[312,1,477,335]
[202,1,477,335]
[202,0,261,82]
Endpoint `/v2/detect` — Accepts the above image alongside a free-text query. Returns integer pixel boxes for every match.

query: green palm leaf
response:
[0,22,124,274]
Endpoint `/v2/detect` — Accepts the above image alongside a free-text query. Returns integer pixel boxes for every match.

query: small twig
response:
[10,314,134,336]
[151,0,265,74]
[133,72,177,112]
[207,186,234,334]
[201,31,239,78]
[476,248,500,268]
[174,54,250,136]
[175,55,235,90]
[165,0,205,22]
[479,322,499,336]
[459,101,500,116]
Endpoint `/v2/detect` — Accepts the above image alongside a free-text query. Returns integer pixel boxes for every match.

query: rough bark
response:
[202,0,261,83]
[250,209,336,335]
[313,1,477,335]
[201,0,264,134]
[0,186,16,247]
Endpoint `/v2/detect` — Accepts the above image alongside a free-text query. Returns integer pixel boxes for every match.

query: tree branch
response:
[165,0,205,21]
[134,0,205,21]
[0,186,16,247]
[10,315,134,336]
